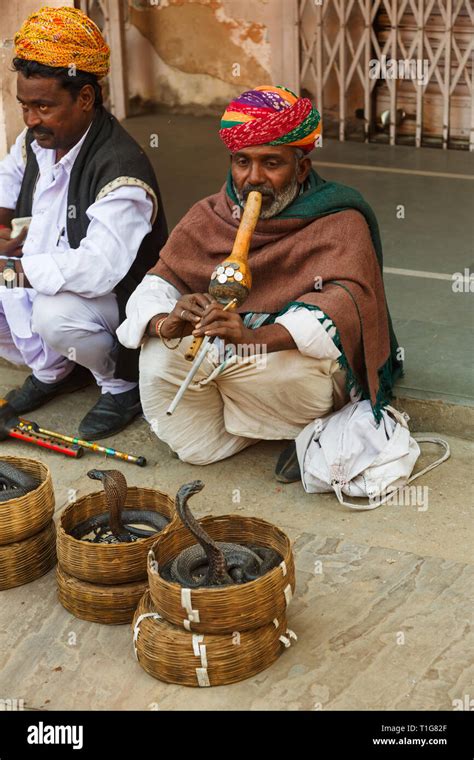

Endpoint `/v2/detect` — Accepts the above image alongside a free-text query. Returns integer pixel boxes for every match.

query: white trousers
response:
[139,335,348,465]
[0,288,136,393]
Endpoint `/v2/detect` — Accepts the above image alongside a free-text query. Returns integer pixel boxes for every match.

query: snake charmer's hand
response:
[192,302,253,345]
[148,293,217,339]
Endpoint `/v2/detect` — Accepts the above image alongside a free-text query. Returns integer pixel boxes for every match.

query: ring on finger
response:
[180,309,187,319]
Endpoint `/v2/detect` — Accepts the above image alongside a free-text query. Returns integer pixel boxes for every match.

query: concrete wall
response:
[125,0,297,112]
[0,0,73,157]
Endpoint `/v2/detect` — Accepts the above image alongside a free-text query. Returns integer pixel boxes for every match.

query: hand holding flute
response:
[148,293,213,339]
[166,298,238,416]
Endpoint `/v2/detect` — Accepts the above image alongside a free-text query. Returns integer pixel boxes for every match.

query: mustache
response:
[241,185,275,201]
[33,129,52,137]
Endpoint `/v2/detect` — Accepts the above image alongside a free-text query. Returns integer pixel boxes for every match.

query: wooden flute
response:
[166,190,263,416]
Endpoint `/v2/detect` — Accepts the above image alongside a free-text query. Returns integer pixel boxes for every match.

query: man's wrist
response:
[147,313,168,337]
[0,259,30,288]
[159,315,175,339]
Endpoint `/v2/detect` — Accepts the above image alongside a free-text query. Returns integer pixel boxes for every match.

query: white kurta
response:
[0,126,154,391]
[117,274,347,464]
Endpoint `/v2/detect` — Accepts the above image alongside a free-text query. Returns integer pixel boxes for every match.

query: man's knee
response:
[139,336,179,385]
[138,339,161,383]
[31,293,76,346]
[161,432,220,466]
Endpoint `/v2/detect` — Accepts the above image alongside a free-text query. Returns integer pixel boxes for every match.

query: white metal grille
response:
[298,0,474,150]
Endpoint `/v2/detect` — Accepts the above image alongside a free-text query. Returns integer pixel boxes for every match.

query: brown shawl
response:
[149,177,400,416]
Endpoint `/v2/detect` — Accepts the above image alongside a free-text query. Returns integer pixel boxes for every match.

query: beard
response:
[234,175,300,219]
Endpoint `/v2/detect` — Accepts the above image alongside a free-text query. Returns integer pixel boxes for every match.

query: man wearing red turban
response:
[119,86,402,477]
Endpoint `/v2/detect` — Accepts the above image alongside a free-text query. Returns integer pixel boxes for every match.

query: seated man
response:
[118,85,402,473]
[0,7,167,439]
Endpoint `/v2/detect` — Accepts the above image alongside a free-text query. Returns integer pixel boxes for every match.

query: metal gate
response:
[298,0,474,150]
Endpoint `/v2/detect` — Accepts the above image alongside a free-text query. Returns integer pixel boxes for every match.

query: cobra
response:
[0,460,38,502]
[70,469,169,543]
[168,480,280,588]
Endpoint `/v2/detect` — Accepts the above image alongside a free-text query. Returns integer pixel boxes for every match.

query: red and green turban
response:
[219,85,321,154]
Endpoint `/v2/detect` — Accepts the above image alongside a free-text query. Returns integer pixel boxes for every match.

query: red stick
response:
[8,429,83,458]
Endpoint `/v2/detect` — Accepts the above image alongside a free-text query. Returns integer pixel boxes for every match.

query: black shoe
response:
[5,365,92,415]
[78,387,142,440]
[275,441,301,483]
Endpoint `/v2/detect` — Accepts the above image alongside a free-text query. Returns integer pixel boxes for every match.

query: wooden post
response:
[102,0,128,121]
[275,0,300,94]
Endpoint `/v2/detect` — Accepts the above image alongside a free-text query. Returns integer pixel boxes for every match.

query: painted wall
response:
[125,0,296,111]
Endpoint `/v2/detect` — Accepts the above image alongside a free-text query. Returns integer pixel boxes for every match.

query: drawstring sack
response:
[295,401,450,510]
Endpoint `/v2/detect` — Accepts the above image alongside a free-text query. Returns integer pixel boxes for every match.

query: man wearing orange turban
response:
[118,85,402,475]
[0,7,168,439]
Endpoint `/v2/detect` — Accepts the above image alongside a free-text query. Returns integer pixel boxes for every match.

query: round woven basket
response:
[57,486,175,585]
[0,520,56,590]
[57,564,147,625]
[133,590,296,687]
[148,514,295,634]
[0,456,54,545]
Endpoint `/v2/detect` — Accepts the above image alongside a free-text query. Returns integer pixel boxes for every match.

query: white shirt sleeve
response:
[116,274,181,349]
[21,186,154,297]
[275,306,341,360]
[0,129,27,210]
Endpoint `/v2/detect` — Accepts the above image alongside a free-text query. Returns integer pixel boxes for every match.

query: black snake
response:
[163,480,281,587]
[0,461,39,502]
[70,469,169,543]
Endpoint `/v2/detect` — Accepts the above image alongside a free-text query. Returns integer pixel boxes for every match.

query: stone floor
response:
[0,363,472,710]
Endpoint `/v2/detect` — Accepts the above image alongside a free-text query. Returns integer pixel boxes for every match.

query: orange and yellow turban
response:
[14,6,110,78]
[219,85,321,154]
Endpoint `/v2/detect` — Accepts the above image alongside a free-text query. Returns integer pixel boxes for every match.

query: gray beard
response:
[234,176,300,219]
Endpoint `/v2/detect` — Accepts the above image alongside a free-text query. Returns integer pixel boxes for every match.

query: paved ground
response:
[0,116,472,710]
[0,363,472,710]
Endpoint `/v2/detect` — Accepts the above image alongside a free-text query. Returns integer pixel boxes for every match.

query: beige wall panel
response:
[125,0,279,109]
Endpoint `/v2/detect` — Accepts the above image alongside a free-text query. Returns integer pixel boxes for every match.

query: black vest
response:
[15,106,168,382]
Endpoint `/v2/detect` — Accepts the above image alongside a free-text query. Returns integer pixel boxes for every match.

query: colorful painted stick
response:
[17,420,147,467]
[8,427,83,458]
[0,399,82,458]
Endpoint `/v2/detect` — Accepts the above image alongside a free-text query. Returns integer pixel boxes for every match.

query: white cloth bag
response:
[295,400,450,510]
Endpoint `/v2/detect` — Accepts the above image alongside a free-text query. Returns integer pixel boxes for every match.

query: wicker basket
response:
[0,456,54,545]
[133,590,297,687]
[148,514,295,634]
[57,486,175,585]
[0,520,56,590]
[57,564,147,625]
